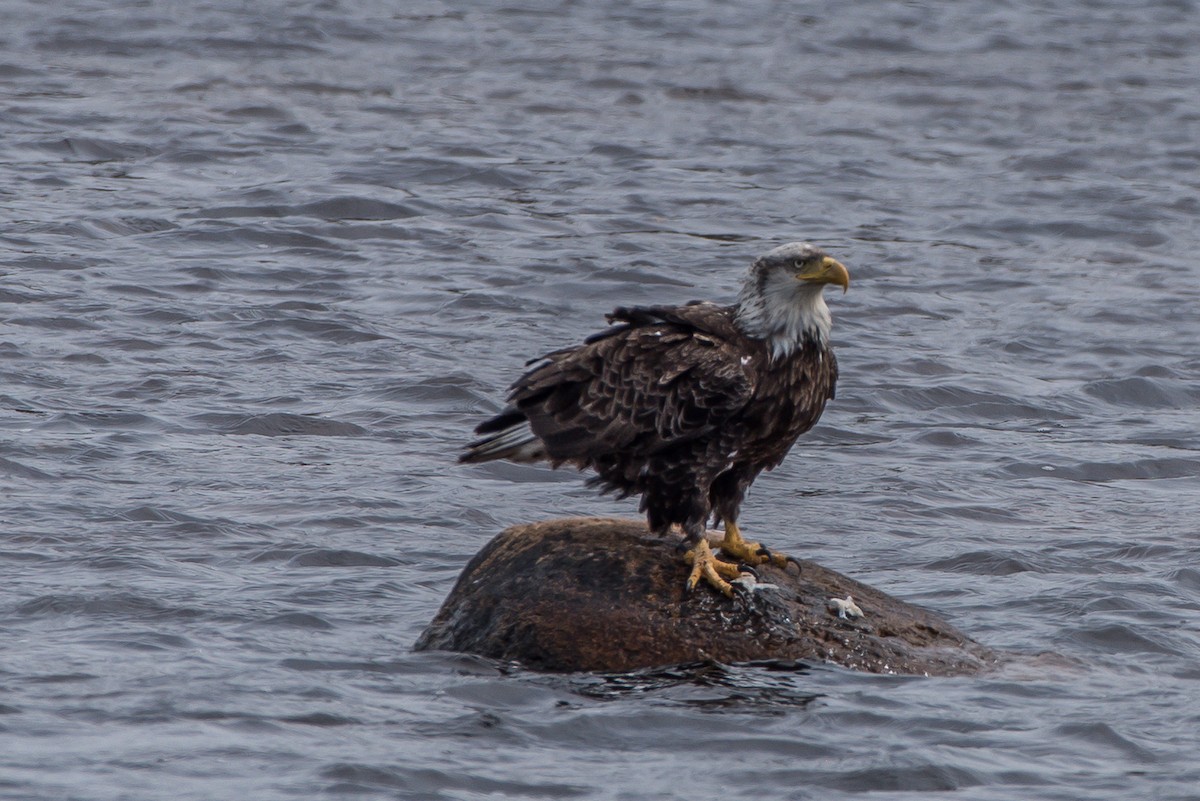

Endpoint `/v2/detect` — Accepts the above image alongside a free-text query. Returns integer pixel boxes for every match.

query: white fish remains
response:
[829,595,864,620]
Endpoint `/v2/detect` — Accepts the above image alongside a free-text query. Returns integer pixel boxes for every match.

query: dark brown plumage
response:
[461,242,849,594]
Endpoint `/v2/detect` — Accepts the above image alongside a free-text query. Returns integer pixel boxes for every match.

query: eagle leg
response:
[683,538,744,598]
[718,521,792,570]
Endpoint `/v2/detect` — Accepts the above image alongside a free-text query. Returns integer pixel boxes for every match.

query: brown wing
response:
[509,313,755,466]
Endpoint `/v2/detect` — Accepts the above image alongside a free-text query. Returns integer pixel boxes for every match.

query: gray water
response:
[3,1,1199,798]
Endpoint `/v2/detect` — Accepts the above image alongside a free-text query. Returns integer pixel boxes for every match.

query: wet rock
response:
[415,517,997,676]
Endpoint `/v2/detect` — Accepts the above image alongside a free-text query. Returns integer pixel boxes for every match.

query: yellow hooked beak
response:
[797,256,850,294]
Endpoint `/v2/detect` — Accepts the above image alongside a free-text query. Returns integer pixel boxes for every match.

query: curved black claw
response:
[756,545,785,567]
[754,545,802,574]
[736,563,760,580]
[724,564,760,595]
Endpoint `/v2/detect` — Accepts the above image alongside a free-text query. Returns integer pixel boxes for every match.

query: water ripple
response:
[2,0,1199,799]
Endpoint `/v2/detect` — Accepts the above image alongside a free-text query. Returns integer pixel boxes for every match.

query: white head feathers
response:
[733,242,848,359]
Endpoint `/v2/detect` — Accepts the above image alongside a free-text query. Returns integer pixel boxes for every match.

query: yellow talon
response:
[683,539,743,597]
[718,521,789,568]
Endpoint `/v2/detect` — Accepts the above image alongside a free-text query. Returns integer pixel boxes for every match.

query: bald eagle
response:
[460,242,849,596]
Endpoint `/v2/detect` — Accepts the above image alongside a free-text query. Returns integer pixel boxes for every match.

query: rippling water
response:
[3,1,1199,798]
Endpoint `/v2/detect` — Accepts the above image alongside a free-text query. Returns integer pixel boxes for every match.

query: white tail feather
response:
[461,421,547,464]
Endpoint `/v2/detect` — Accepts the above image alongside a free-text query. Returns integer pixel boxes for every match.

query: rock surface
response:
[415,517,997,676]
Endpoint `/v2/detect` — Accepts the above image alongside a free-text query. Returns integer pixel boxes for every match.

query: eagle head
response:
[734,242,850,356]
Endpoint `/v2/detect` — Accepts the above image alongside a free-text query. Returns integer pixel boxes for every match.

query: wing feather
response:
[509,314,754,465]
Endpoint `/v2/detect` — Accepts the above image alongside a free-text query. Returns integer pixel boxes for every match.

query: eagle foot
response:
[683,539,745,598]
[719,522,794,571]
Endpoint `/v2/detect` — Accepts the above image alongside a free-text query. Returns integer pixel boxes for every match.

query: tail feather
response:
[459,412,547,464]
[474,407,526,435]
